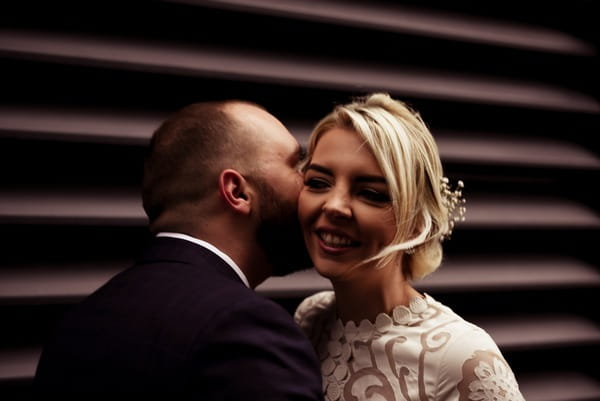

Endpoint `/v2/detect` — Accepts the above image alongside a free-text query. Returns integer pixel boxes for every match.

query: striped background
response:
[1,1,599,399]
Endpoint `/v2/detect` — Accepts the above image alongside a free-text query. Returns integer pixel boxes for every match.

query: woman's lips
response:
[315,229,360,255]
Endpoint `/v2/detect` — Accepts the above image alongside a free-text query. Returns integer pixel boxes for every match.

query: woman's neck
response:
[331,263,421,324]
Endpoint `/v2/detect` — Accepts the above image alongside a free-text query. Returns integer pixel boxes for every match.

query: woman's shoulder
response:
[294,291,335,323]
[424,294,502,354]
[294,291,336,341]
[438,329,525,401]
[424,296,525,400]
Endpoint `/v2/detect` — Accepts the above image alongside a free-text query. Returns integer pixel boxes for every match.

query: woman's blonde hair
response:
[305,93,463,279]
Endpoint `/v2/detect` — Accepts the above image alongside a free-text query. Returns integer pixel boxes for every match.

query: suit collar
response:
[156,232,249,287]
[138,236,246,286]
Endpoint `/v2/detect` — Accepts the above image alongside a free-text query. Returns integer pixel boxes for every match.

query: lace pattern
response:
[460,350,524,401]
[295,291,525,401]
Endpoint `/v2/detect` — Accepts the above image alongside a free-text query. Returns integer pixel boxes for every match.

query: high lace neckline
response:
[332,295,430,339]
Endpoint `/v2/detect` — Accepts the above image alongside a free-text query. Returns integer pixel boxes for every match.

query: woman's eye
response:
[304,177,329,190]
[360,189,391,203]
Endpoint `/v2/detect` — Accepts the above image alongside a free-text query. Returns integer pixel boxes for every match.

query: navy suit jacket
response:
[34,236,323,399]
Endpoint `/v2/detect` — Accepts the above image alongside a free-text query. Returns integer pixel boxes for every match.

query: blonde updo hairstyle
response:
[305,93,449,279]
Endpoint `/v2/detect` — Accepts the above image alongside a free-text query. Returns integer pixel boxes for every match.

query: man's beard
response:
[255,180,313,277]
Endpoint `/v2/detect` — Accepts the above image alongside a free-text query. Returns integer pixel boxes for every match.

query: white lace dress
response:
[295,291,525,401]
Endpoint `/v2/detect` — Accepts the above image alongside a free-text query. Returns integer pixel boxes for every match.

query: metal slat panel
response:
[1,29,599,113]
[2,317,599,380]
[2,353,598,401]
[0,190,146,226]
[519,371,600,401]
[0,0,598,395]
[0,348,40,382]
[2,258,598,303]
[257,258,600,297]
[289,124,600,169]
[178,0,595,55]
[473,315,600,350]
[3,107,599,169]
[0,263,126,304]
[418,258,600,290]
[463,196,599,228]
[1,191,597,228]
[0,106,164,146]
[435,134,600,169]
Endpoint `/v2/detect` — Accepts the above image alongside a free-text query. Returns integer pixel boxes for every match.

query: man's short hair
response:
[142,100,259,224]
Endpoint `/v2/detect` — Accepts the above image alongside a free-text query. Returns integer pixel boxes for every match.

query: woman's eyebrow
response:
[305,163,333,176]
[306,164,387,183]
[355,176,387,184]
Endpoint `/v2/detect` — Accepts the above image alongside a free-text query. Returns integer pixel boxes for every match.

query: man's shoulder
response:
[194,291,324,400]
[213,288,298,329]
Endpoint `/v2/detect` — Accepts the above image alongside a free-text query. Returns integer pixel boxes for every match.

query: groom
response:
[34,100,323,399]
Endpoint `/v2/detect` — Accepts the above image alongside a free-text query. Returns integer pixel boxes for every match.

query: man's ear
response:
[219,169,252,215]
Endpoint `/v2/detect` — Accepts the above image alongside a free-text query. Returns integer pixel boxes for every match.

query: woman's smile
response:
[315,227,360,253]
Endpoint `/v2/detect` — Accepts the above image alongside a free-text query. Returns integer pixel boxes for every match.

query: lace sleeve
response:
[438,325,525,401]
[294,291,335,347]
[457,349,525,401]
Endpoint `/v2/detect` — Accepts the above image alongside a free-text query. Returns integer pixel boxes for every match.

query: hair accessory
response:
[440,177,466,241]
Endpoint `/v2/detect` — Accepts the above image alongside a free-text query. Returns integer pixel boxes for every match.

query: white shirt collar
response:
[156,232,250,288]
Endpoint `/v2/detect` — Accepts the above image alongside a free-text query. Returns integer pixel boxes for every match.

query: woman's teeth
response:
[320,232,354,247]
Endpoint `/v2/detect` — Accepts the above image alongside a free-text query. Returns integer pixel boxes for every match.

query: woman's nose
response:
[322,190,352,219]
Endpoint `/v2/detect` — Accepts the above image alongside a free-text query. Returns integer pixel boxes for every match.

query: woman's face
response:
[298,127,397,280]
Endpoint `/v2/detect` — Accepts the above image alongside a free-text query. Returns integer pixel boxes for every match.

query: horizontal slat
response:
[180,0,596,55]
[3,330,599,397]
[0,106,164,146]
[1,29,598,113]
[3,108,599,170]
[0,190,146,226]
[472,315,600,351]
[518,371,600,401]
[463,196,599,228]
[418,258,600,291]
[258,269,330,299]
[3,358,600,401]
[1,191,598,228]
[258,258,600,297]
[1,1,596,398]
[0,263,125,304]
[435,133,600,169]
[290,125,600,169]
[0,347,40,382]
[3,257,595,303]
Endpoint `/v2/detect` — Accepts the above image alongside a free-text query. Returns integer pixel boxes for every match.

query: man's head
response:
[142,100,310,284]
[143,101,254,223]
